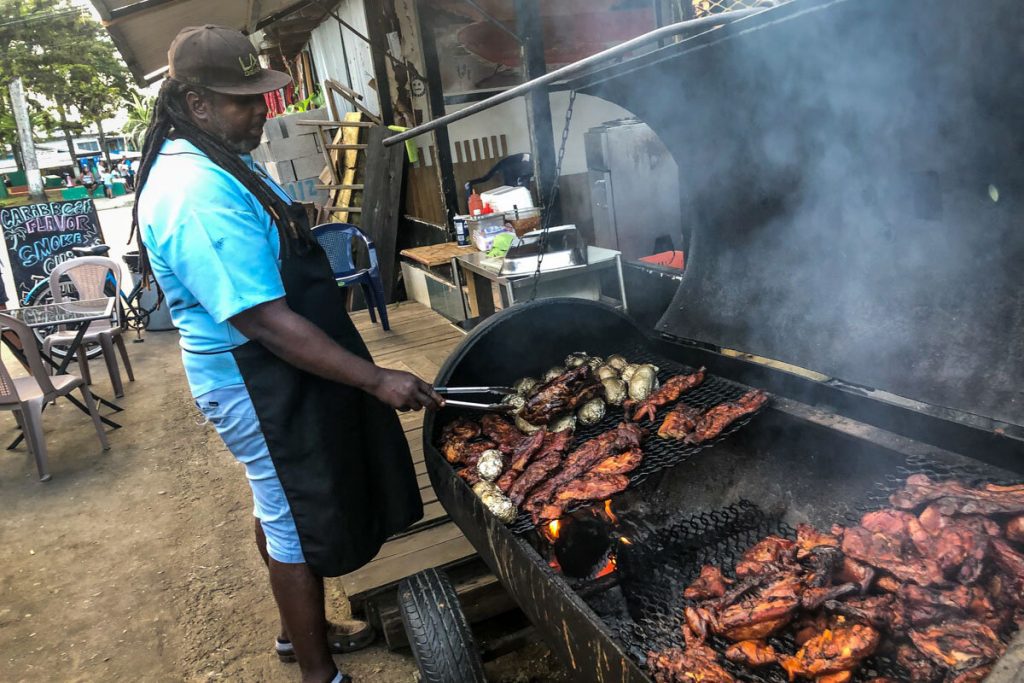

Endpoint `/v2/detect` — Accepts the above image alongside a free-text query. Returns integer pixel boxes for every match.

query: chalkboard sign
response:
[0,198,105,301]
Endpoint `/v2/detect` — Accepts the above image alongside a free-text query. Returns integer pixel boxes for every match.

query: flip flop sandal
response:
[276,620,376,662]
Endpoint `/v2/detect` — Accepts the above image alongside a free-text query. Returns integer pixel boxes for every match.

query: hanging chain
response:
[529,88,578,301]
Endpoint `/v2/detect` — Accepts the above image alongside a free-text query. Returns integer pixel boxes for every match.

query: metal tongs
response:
[434,386,517,412]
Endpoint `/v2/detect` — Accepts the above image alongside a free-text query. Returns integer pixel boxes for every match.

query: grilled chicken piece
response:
[947,665,993,683]
[907,508,995,584]
[1006,515,1024,544]
[724,640,777,667]
[873,574,903,593]
[590,447,643,475]
[657,402,704,439]
[909,619,1002,672]
[520,365,601,425]
[479,414,524,454]
[446,438,497,467]
[895,642,943,683]
[793,612,830,646]
[824,594,896,629]
[891,474,1024,515]
[801,583,859,610]
[630,369,705,422]
[780,622,880,679]
[735,535,797,578]
[647,646,735,683]
[536,472,630,522]
[684,565,733,601]
[895,584,974,628]
[507,453,561,506]
[522,422,643,518]
[795,523,841,559]
[496,430,547,492]
[715,588,801,641]
[440,417,481,442]
[836,557,876,593]
[684,390,767,444]
[841,524,944,585]
[816,672,853,683]
[860,509,917,539]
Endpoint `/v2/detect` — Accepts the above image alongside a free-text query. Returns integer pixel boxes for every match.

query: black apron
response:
[231,204,422,576]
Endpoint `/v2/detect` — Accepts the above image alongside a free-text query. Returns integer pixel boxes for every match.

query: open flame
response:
[619,535,633,545]
[593,554,617,579]
[541,518,562,544]
[604,499,619,524]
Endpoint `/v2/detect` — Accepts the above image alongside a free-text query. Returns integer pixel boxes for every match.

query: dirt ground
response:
[0,200,569,682]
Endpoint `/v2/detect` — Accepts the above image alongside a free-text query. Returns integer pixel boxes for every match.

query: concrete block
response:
[265,160,296,184]
[263,109,328,141]
[291,154,326,180]
[265,133,321,162]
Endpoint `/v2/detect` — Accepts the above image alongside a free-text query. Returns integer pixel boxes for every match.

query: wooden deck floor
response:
[343,301,473,599]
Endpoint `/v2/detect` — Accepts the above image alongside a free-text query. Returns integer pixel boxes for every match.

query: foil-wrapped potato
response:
[620,364,639,382]
[480,489,518,523]
[586,356,604,371]
[602,378,628,406]
[577,398,606,426]
[476,449,504,482]
[628,364,659,402]
[472,480,498,497]
[543,366,565,382]
[564,352,590,368]
[515,414,543,434]
[550,413,577,433]
[597,365,619,381]
[606,354,629,371]
[513,377,538,396]
[501,393,526,412]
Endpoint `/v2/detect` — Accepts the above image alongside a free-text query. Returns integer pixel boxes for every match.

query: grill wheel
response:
[399,568,487,683]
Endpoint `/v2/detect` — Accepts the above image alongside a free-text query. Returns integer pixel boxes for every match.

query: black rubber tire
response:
[23,280,104,360]
[398,568,487,683]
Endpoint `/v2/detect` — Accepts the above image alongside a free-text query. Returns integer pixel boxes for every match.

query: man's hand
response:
[372,369,445,412]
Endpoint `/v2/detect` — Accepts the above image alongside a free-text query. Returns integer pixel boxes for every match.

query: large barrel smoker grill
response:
[397,0,1024,681]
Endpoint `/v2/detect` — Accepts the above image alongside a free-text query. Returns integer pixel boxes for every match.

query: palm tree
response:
[121,91,154,150]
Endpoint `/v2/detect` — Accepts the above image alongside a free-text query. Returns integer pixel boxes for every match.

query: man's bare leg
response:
[254,518,290,642]
[267,558,337,683]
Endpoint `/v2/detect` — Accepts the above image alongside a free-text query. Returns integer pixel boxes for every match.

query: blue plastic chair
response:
[312,222,390,331]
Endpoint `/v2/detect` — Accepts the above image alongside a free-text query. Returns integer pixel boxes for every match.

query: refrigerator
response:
[584,118,682,261]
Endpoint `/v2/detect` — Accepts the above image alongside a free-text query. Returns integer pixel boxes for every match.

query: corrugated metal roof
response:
[89,0,321,83]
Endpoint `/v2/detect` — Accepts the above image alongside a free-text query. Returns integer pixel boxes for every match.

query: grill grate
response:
[583,456,1022,682]
[505,344,765,533]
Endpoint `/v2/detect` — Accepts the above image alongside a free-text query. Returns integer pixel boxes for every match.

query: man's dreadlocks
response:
[130,79,313,279]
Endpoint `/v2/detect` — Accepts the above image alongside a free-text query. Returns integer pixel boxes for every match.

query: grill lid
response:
[581,0,1024,427]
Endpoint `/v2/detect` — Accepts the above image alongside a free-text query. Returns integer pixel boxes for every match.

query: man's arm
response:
[231,298,444,412]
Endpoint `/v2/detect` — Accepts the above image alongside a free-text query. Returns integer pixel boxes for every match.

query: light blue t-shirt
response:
[137,138,293,398]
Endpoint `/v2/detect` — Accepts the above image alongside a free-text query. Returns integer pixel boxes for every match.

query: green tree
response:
[1,0,135,171]
[120,91,154,150]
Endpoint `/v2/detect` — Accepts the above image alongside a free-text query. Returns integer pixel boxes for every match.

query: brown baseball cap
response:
[168,25,291,95]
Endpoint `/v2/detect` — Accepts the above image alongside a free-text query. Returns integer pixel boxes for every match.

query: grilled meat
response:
[895,642,943,682]
[897,584,974,628]
[836,557,876,593]
[947,665,993,683]
[891,474,1024,515]
[684,565,733,601]
[989,538,1024,597]
[507,453,561,506]
[590,447,643,475]
[523,422,643,519]
[647,645,735,683]
[795,523,841,560]
[1005,515,1024,544]
[801,583,858,610]
[657,402,704,439]
[735,535,797,578]
[824,594,896,629]
[909,620,1002,672]
[816,673,853,683]
[536,473,630,522]
[630,369,705,422]
[684,390,768,444]
[724,640,777,667]
[860,509,917,539]
[780,622,880,679]
[520,364,601,425]
[793,612,831,646]
[479,414,524,454]
[714,574,802,641]
[907,508,995,584]
[841,524,944,586]
[495,430,546,492]
[873,574,903,593]
[440,417,480,442]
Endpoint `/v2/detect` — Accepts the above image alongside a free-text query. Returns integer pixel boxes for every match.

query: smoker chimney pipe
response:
[383,7,766,146]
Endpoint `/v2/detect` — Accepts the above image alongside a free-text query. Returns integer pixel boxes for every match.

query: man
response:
[133,26,443,683]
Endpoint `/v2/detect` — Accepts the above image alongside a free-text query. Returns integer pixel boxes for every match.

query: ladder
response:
[296,79,382,224]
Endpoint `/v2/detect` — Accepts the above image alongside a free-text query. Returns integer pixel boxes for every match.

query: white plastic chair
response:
[43,256,135,398]
[0,313,109,481]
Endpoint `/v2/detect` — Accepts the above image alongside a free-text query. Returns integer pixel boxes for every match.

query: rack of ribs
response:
[684,390,768,444]
[630,368,705,422]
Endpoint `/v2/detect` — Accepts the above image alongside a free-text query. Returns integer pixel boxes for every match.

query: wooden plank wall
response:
[405,134,514,226]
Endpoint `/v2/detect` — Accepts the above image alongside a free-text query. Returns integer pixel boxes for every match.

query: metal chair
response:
[43,256,135,398]
[312,222,390,331]
[0,313,109,481]
[463,153,534,203]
